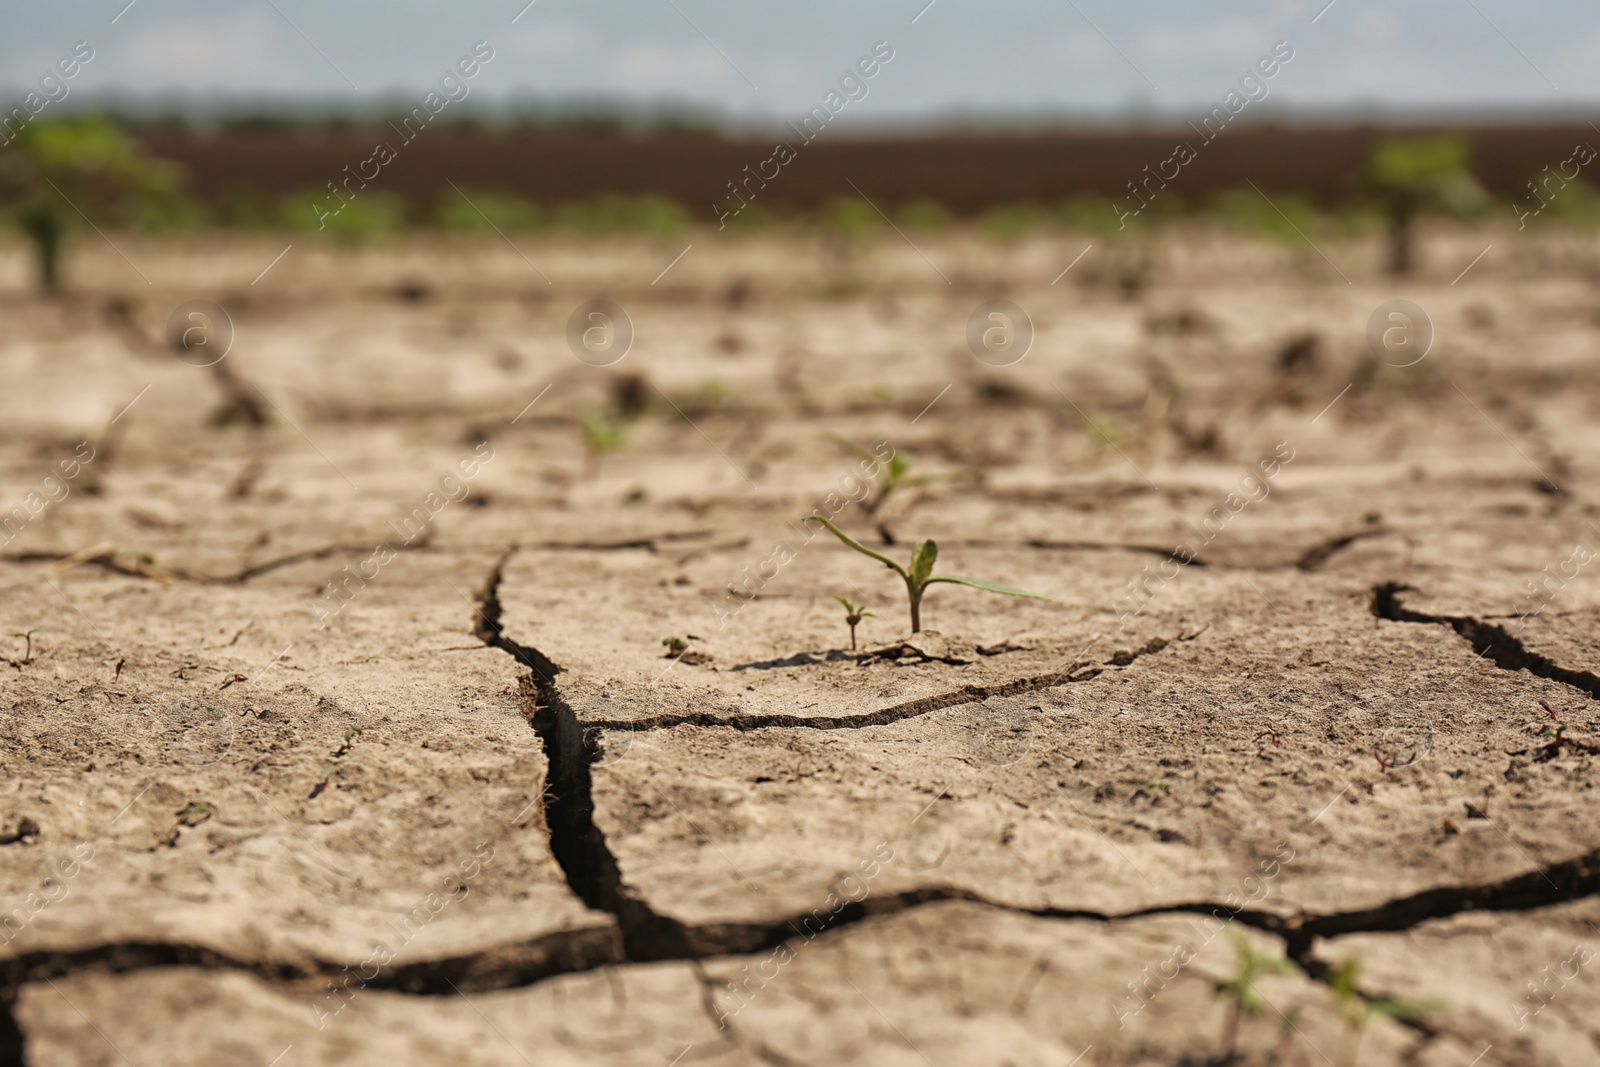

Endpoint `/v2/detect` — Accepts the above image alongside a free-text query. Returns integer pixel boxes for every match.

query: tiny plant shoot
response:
[580,408,630,475]
[834,595,876,651]
[1214,932,1296,1062]
[1328,956,1440,1067]
[6,629,40,664]
[805,516,1046,633]
[825,434,979,515]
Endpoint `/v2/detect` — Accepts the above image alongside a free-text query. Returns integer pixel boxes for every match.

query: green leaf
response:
[925,574,1049,600]
[804,516,907,579]
[884,452,913,487]
[909,540,939,587]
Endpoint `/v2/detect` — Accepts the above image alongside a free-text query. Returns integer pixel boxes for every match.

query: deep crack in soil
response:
[584,635,1189,733]
[9,565,1600,1065]
[472,548,696,961]
[1372,582,1600,698]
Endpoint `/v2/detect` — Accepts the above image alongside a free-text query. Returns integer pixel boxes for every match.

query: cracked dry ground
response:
[3,230,1600,1067]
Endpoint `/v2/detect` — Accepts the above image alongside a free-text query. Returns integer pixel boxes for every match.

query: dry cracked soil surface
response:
[3,227,1600,1066]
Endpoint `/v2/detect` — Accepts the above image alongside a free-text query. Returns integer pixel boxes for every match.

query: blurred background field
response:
[5,113,1600,273]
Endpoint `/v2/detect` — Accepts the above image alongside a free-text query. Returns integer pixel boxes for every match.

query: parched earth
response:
[2,226,1600,1066]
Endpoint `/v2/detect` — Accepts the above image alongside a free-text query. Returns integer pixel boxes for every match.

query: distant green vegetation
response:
[436,188,543,232]
[13,181,1574,243]
[287,189,410,240]
[549,194,690,236]
[0,116,176,288]
[1208,188,1319,243]
[1366,133,1487,274]
[7,116,1588,248]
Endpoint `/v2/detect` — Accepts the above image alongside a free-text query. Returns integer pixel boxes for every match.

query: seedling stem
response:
[834,596,876,651]
[805,516,1046,634]
[6,629,40,664]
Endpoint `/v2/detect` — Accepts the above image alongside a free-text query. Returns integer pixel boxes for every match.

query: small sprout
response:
[1214,932,1297,1062]
[1146,779,1171,791]
[659,635,710,666]
[114,656,126,678]
[580,408,631,474]
[176,803,213,827]
[334,723,364,757]
[6,629,41,664]
[1537,700,1569,742]
[805,515,1047,634]
[825,434,980,515]
[1255,728,1282,748]
[309,767,334,800]
[1328,956,1441,1067]
[834,595,877,651]
[219,673,247,691]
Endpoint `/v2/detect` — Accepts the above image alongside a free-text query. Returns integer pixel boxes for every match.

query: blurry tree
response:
[1366,134,1485,276]
[0,116,175,290]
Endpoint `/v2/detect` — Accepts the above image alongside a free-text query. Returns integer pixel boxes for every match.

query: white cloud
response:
[607,41,740,91]
[1289,46,1493,101]
[1138,19,1267,64]
[96,12,311,90]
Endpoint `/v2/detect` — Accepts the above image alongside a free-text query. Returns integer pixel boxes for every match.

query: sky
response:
[1,0,1597,127]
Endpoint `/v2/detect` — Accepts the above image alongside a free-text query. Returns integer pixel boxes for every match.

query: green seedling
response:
[580,408,631,474]
[834,596,877,651]
[825,435,980,515]
[1146,779,1171,791]
[805,515,1047,634]
[334,724,364,757]
[175,803,213,827]
[662,636,688,657]
[1214,931,1297,1063]
[6,629,41,664]
[1328,956,1440,1067]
